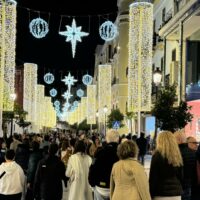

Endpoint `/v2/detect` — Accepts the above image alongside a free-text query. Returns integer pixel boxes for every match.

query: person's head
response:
[117,140,138,160]
[187,136,199,151]
[61,139,69,151]
[174,130,186,144]
[31,141,40,151]
[140,132,145,138]
[48,143,59,155]
[74,140,86,154]
[106,129,119,144]
[13,133,19,140]
[156,131,183,167]
[44,135,50,142]
[5,149,15,161]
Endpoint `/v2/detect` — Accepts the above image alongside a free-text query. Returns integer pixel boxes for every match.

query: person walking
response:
[149,131,183,200]
[89,129,119,200]
[33,143,67,200]
[136,132,148,165]
[0,149,25,200]
[110,140,151,200]
[66,140,93,200]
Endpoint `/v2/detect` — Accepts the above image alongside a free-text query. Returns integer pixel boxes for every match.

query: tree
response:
[77,119,97,131]
[152,84,193,132]
[107,108,124,129]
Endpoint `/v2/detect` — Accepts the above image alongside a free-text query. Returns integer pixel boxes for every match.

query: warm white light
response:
[153,67,162,86]
[128,2,153,112]
[103,105,108,113]
[98,65,112,122]
[87,85,96,124]
[2,0,17,111]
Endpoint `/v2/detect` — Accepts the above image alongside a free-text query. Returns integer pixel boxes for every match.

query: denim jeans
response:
[94,188,110,200]
[182,187,191,200]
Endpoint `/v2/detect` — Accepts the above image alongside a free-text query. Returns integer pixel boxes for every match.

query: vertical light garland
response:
[3,0,17,111]
[128,2,153,112]
[36,84,44,132]
[23,64,32,121]
[98,65,112,123]
[87,85,96,124]
[0,1,6,136]
[81,97,87,122]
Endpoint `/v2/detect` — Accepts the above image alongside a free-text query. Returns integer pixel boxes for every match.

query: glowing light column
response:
[98,65,112,123]
[81,97,87,122]
[87,85,96,125]
[128,2,153,112]
[0,1,6,137]
[3,0,17,111]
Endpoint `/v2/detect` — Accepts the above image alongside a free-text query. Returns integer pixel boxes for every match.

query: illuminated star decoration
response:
[59,18,89,58]
[62,72,77,92]
[62,90,73,102]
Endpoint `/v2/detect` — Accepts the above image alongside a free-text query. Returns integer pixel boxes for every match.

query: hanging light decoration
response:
[54,100,60,107]
[29,18,49,39]
[44,72,54,84]
[62,90,73,101]
[98,65,112,123]
[128,1,153,112]
[99,21,118,41]
[82,74,93,85]
[59,18,89,58]
[77,89,84,98]
[62,72,77,92]
[49,88,57,97]
[87,85,96,125]
[73,100,79,107]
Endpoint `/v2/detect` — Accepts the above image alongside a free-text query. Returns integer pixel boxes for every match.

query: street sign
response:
[112,121,120,129]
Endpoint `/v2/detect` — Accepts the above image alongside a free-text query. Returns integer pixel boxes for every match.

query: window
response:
[172,49,176,61]
[162,8,166,23]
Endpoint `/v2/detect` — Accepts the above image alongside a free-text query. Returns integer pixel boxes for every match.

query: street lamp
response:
[103,105,108,136]
[153,67,162,144]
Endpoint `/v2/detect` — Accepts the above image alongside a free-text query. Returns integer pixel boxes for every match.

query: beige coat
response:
[110,159,151,200]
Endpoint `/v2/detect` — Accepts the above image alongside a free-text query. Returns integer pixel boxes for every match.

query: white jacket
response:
[0,161,25,195]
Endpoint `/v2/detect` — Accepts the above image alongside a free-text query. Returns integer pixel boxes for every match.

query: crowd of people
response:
[0,129,199,200]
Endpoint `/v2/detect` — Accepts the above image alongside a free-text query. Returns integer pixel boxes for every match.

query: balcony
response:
[159,0,199,37]
[153,32,164,50]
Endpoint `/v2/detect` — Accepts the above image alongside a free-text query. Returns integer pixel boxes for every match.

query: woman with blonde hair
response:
[149,131,183,200]
[110,140,151,200]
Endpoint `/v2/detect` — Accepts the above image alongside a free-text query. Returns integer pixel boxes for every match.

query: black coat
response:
[179,143,197,188]
[149,151,183,197]
[27,150,43,185]
[15,144,30,172]
[88,142,119,188]
[33,155,66,200]
[136,137,147,155]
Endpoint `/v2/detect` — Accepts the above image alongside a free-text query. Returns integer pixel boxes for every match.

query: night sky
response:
[16,0,118,96]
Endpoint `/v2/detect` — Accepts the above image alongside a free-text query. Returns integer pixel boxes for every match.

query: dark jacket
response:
[27,150,42,185]
[136,136,147,155]
[33,155,66,200]
[15,143,30,173]
[149,151,183,197]
[179,143,197,188]
[88,142,119,188]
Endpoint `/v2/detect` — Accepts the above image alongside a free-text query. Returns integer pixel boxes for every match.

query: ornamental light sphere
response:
[99,21,118,41]
[29,18,49,39]
[44,73,54,84]
[82,74,93,85]
[73,101,79,107]
[54,100,60,107]
[50,88,57,97]
[77,89,84,98]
